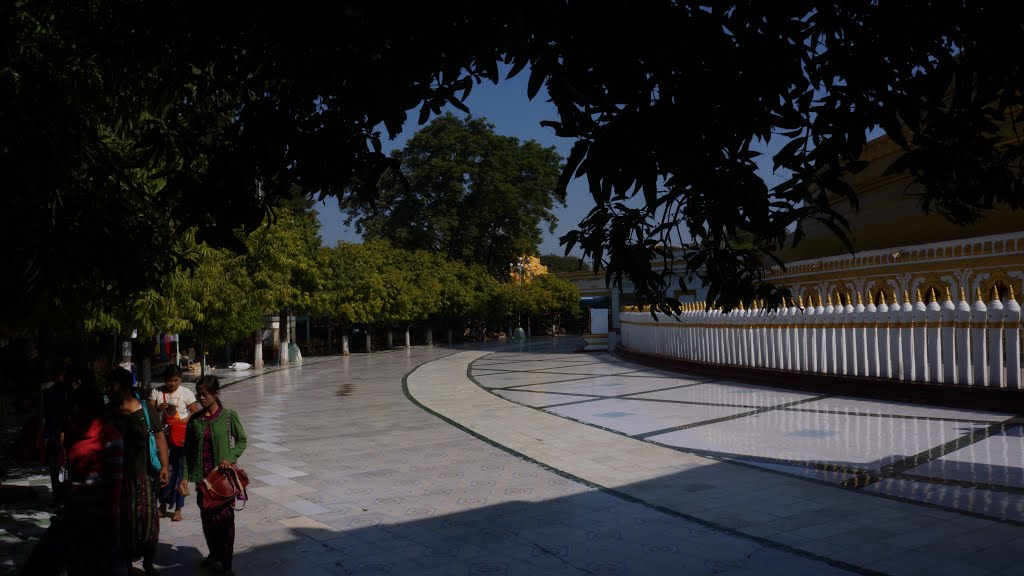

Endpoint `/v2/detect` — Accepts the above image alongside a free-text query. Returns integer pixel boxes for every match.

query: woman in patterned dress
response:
[106,367,169,575]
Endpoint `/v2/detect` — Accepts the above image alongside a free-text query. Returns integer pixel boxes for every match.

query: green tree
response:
[342,114,564,278]
[7,1,1024,321]
[436,257,499,343]
[495,274,580,337]
[244,206,324,366]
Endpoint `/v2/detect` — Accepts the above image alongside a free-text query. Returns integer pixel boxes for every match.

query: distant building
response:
[770,135,1024,303]
[556,253,709,345]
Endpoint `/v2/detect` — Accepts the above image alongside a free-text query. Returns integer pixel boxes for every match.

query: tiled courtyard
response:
[4,339,1023,575]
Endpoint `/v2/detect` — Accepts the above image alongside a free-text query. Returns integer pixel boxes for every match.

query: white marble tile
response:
[250,441,290,453]
[281,499,331,516]
[546,398,751,436]
[633,381,821,407]
[650,409,987,468]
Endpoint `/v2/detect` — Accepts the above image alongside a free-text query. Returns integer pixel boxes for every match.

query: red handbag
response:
[198,464,249,511]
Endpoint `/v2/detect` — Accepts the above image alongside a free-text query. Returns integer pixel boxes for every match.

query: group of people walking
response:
[30,364,247,575]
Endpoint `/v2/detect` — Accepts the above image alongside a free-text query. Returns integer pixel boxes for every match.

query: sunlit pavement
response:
[5,339,1023,575]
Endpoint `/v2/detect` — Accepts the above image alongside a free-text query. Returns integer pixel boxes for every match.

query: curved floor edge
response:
[403,352,908,575]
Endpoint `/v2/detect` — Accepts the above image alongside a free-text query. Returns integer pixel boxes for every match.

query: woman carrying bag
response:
[180,376,247,576]
[148,365,199,521]
[107,367,169,576]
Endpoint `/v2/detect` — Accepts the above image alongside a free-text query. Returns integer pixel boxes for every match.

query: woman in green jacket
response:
[179,375,246,575]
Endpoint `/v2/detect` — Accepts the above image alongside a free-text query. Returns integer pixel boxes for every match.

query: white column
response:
[737,307,747,366]
[940,288,956,384]
[696,305,703,360]
[682,306,692,359]
[753,303,761,364]
[778,303,791,370]
[744,306,756,367]
[727,308,740,366]
[710,308,720,364]
[888,290,903,380]
[790,297,798,368]
[955,288,973,386]
[900,291,915,381]
[1006,288,1022,390]
[925,290,943,383]
[805,298,818,373]
[696,306,704,360]
[814,296,827,373]
[971,288,988,387]
[801,298,813,371]
[987,289,1005,388]
[843,294,857,376]
[863,295,878,377]
[912,289,928,382]
[823,295,837,374]
[853,294,867,376]
[765,302,776,369]
[875,294,890,379]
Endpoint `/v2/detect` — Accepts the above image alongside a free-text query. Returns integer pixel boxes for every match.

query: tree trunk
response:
[405,326,411,349]
[447,328,454,345]
[253,330,264,369]
[279,309,289,366]
[200,340,206,377]
[527,318,532,339]
[365,325,372,354]
[141,357,152,390]
[386,328,393,350]
[342,330,350,356]
[426,327,433,346]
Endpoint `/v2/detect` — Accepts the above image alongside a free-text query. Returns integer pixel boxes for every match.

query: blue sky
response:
[316,67,791,257]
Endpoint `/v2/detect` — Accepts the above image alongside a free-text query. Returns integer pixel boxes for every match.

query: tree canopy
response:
[341,114,564,278]
[5,1,1024,325]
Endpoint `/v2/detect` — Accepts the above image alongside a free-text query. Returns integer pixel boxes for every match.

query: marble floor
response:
[471,342,1024,526]
[4,338,1023,575]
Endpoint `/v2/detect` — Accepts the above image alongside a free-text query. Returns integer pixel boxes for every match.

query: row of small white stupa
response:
[620,286,1023,389]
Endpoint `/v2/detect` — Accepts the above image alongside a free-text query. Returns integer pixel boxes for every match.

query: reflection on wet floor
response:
[473,344,1024,523]
[335,382,356,397]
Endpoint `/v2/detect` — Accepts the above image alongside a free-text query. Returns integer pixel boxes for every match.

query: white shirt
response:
[149,385,197,421]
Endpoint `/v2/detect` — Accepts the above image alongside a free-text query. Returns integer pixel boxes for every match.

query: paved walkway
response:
[3,340,1022,575]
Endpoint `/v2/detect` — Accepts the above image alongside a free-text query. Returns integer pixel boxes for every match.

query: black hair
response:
[195,375,223,406]
[163,364,183,380]
[107,367,133,397]
[71,382,105,420]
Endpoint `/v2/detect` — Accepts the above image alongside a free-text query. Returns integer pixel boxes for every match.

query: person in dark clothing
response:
[64,383,125,576]
[43,364,73,506]
[106,367,169,576]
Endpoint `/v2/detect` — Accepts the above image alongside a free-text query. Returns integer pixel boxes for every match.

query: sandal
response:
[201,555,219,568]
[172,510,184,521]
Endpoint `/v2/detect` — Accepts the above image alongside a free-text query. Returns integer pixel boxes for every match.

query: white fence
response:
[620,288,1023,389]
